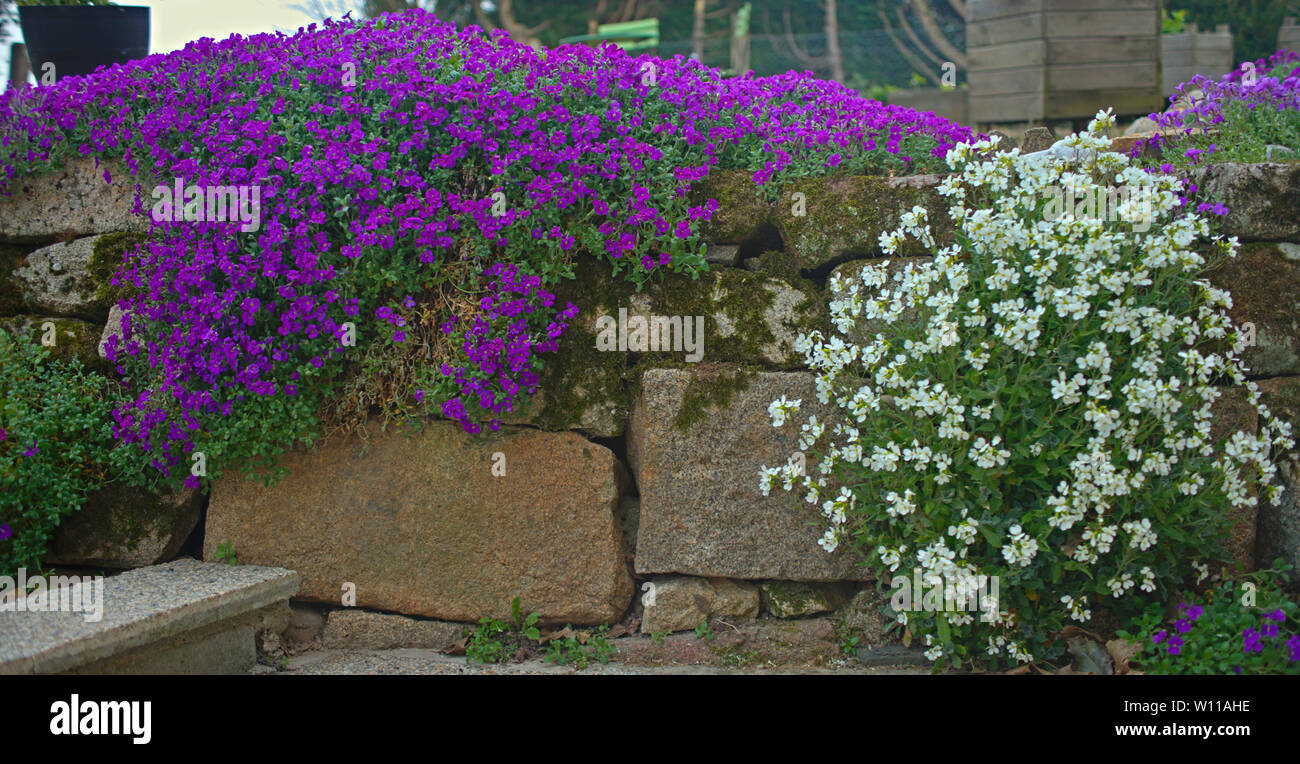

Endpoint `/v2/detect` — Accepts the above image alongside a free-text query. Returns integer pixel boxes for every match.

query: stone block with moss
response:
[690,169,777,246]
[0,315,109,374]
[1207,242,1300,378]
[0,159,146,243]
[775,174,952,273]
[14,235,122,321]
[628,366,869,581]
[506,259,827,436]
[760,581,857,619]
[1191,163,1300,241]
[45,485,202,570]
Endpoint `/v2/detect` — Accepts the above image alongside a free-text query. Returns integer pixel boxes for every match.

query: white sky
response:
[3,0,355,83]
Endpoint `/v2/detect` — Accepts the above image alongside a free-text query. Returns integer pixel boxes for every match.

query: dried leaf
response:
[1068,636,1114,675]
[1106,638,1142,675]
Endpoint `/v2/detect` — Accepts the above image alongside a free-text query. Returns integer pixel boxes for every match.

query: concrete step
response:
[0,558,299,674]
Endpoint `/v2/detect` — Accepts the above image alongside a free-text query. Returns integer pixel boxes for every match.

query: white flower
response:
[767,396,800,427]
[1122,518,1158,551]
[1000,524,1039,567]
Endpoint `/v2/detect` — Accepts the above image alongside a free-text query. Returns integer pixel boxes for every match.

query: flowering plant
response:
[1133,49,1300,169]
[761,110,1293,670]
[1118,567,1300,674]
[0,329,127,575]
[0,10,971,490]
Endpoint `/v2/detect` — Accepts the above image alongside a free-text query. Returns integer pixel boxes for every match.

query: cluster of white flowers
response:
[759,109,1295,667]
[1060,594,1092,623]
[1001,524,1039,567]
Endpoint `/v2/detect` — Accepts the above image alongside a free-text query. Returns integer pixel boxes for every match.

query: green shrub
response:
[0,328,118,575]
[762,111,1294,671]
[1119,566,1300,674]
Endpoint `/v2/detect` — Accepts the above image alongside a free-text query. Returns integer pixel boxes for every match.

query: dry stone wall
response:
[4,146,1300,644]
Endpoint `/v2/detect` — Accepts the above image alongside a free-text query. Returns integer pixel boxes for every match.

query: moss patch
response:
[690,169,774,244]
[0,314,109,374]
[0,244,32,316]
[671,363,755,432]
[773,174,953,273]
[87,231,147,307]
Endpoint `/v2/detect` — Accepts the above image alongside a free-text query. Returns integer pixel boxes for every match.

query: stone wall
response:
[4,149,1300,644]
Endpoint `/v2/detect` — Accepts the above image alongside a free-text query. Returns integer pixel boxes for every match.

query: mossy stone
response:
[774,174,953,273]
[87,231,147,307]
[46,485,202,570]
[0,314,109,374]
[690,169,775,245]
[0,244,32,316]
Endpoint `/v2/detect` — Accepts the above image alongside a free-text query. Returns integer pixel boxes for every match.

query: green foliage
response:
[839,632,861,656]
[694,620,714,641]
[465,617,509,664]
[650,630,668,645]
[1119,566,1300,675]
[214,540,238,566]
[0,329,124,577]
[1165,0,1300,63]
[511,595,541,640]
[1162,9,1189,34]
[465,598,546,664]
[542,624,615,668]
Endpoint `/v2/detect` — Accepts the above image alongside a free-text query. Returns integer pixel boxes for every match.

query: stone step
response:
[0,558,299,675]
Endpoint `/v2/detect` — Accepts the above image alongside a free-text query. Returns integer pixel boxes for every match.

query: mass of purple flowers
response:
[0,10,971,485]
[1133,48,1300,165]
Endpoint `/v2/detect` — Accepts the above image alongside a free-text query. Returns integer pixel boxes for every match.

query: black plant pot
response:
[18,5,150,80]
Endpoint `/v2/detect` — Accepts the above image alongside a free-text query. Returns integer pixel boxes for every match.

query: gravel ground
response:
[255,648,929,675]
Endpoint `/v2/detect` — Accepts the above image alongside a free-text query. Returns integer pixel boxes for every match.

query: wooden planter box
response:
[886,87,970,126]
[1161,23,1233,98]
[967,0,1162,124]
[1280,18,1300,56]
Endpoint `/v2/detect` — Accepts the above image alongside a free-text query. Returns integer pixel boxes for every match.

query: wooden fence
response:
[967,0,1162,123]
[1161,23,1233,98]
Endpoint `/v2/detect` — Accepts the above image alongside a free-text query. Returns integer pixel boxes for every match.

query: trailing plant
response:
[0,328,125,576]
[0,9,972,493]
[1119,565,1300,674]
[762,111,1294,671]
[1134,49,1300,170]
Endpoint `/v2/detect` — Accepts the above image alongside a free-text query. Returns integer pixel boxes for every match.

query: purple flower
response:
[0,523,11,542]
[1243,628,1263,654]
[0,9,974,462]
